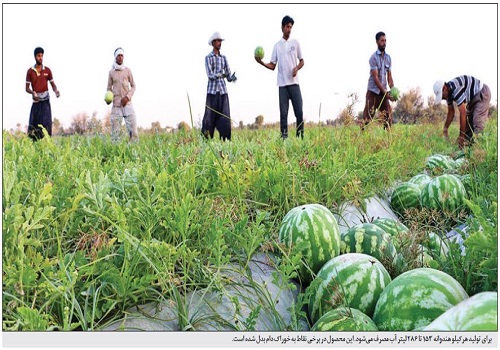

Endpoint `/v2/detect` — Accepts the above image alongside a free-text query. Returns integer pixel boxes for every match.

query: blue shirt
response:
[367,50,392,94]
[446,75,483,106]
[205,51,232,95]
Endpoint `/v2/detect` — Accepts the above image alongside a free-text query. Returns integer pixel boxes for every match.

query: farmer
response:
[107,47,138,142]
[434,76,491,149]
[25,47,60,140]
[362,31,395,130]
[201,32,237,141]
[255,15,304,139]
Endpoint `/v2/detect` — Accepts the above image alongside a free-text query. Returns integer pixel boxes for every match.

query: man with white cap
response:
[201,32,237,141]
[107,47,138,142]
[433,76,491,148]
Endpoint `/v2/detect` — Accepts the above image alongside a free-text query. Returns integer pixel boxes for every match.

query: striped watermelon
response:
[371,218,410,250]
[420,174,467,212]
[311,307,378,331]
[308,253,391,322]
[278,204,341,283]
[459,174,473,195]
[372,268,468,331]
[390,182,421,213]
[423,291,498,331]
[416,245,435,267]
[422,232,449,259]
[340,223,397,265]
[426,154,456,175]
[408,173,433,189]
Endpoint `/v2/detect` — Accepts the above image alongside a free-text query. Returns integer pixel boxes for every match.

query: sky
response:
[2,2,498,132]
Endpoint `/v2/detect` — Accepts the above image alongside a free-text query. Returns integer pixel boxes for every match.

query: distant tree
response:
[151,121,162,133]
[336,92,359,126]
[255,115,264,129]
[71,112,89,134]
[393,87,424,124]
[88,112,102,134]
[177,121,191,133]
[52,118,63,135]
[102,111,111,134]
[239,120,245,129]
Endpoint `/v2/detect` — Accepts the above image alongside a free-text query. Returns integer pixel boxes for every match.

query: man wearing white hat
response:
[201,32,237,141]
[433,76,491,148]
[107,47,138,142]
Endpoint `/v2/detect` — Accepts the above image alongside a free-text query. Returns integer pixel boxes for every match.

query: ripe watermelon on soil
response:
[340,223,397,265]
[311,306,378,331]
[420,174,467,212]
[278,204,341,283]
[390,182,421,213]
[423,291,498,331]
[372,267,468,331]
[308,253,391,323]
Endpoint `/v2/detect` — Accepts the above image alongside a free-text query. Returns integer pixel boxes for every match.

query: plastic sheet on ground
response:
[101,252,308,331]
[334,195,400,234]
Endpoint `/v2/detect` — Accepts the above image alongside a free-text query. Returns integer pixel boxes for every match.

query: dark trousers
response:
[27,100,52,141]
[362,90,392,130]
[202,93,231,141]
[279,84,304,139]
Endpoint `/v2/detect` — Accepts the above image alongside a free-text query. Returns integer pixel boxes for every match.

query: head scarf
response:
[112,48,125,70]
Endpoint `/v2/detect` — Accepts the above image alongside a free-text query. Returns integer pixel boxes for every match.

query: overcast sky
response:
[2,3,498,132]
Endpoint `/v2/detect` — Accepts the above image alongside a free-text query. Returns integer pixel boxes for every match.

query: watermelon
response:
[423,291,498,331]
[420,174,467,212]
[340,223,397,265]
[408,174,433,189]
[390,182,421,213]
[308,253,391,322]
[416,245,435,267]
[422,232,449,259]
[371,218,410,250]
[372,267,468,331]
[311,307,378,331]
[425,154,456,175]
[104,90,114,104]
[389,87,400,101]
[254,46,264,59]
[459,174,473,195]
[278,204,341,283]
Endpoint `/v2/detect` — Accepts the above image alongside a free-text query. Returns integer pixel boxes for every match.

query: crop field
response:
[2,119,498,332]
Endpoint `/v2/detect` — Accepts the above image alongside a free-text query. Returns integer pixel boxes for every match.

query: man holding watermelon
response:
[362,31,396,130]
[433,76,491,149]
[255,15,304,139]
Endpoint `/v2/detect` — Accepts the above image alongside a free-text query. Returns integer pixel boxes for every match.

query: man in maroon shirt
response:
[25,47,60,140]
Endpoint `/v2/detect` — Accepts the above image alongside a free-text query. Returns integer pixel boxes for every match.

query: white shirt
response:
[271,37,303,87]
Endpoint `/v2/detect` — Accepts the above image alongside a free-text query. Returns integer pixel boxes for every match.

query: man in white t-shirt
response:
[255,15,304,139]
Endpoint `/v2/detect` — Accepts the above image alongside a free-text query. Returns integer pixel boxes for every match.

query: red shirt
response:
[26,65,53,93]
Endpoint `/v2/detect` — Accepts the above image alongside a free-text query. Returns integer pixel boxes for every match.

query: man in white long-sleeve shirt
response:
[107,47,138,142]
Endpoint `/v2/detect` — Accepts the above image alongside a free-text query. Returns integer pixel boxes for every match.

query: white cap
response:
[208,32,224,46]
[433,80,444,105]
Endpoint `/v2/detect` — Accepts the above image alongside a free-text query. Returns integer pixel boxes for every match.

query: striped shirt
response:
[205,51,232,95]
[446,75,483,106]
[367,50,391,94]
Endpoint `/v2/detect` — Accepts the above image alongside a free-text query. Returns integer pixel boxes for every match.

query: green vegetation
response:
[2,117,497,331]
